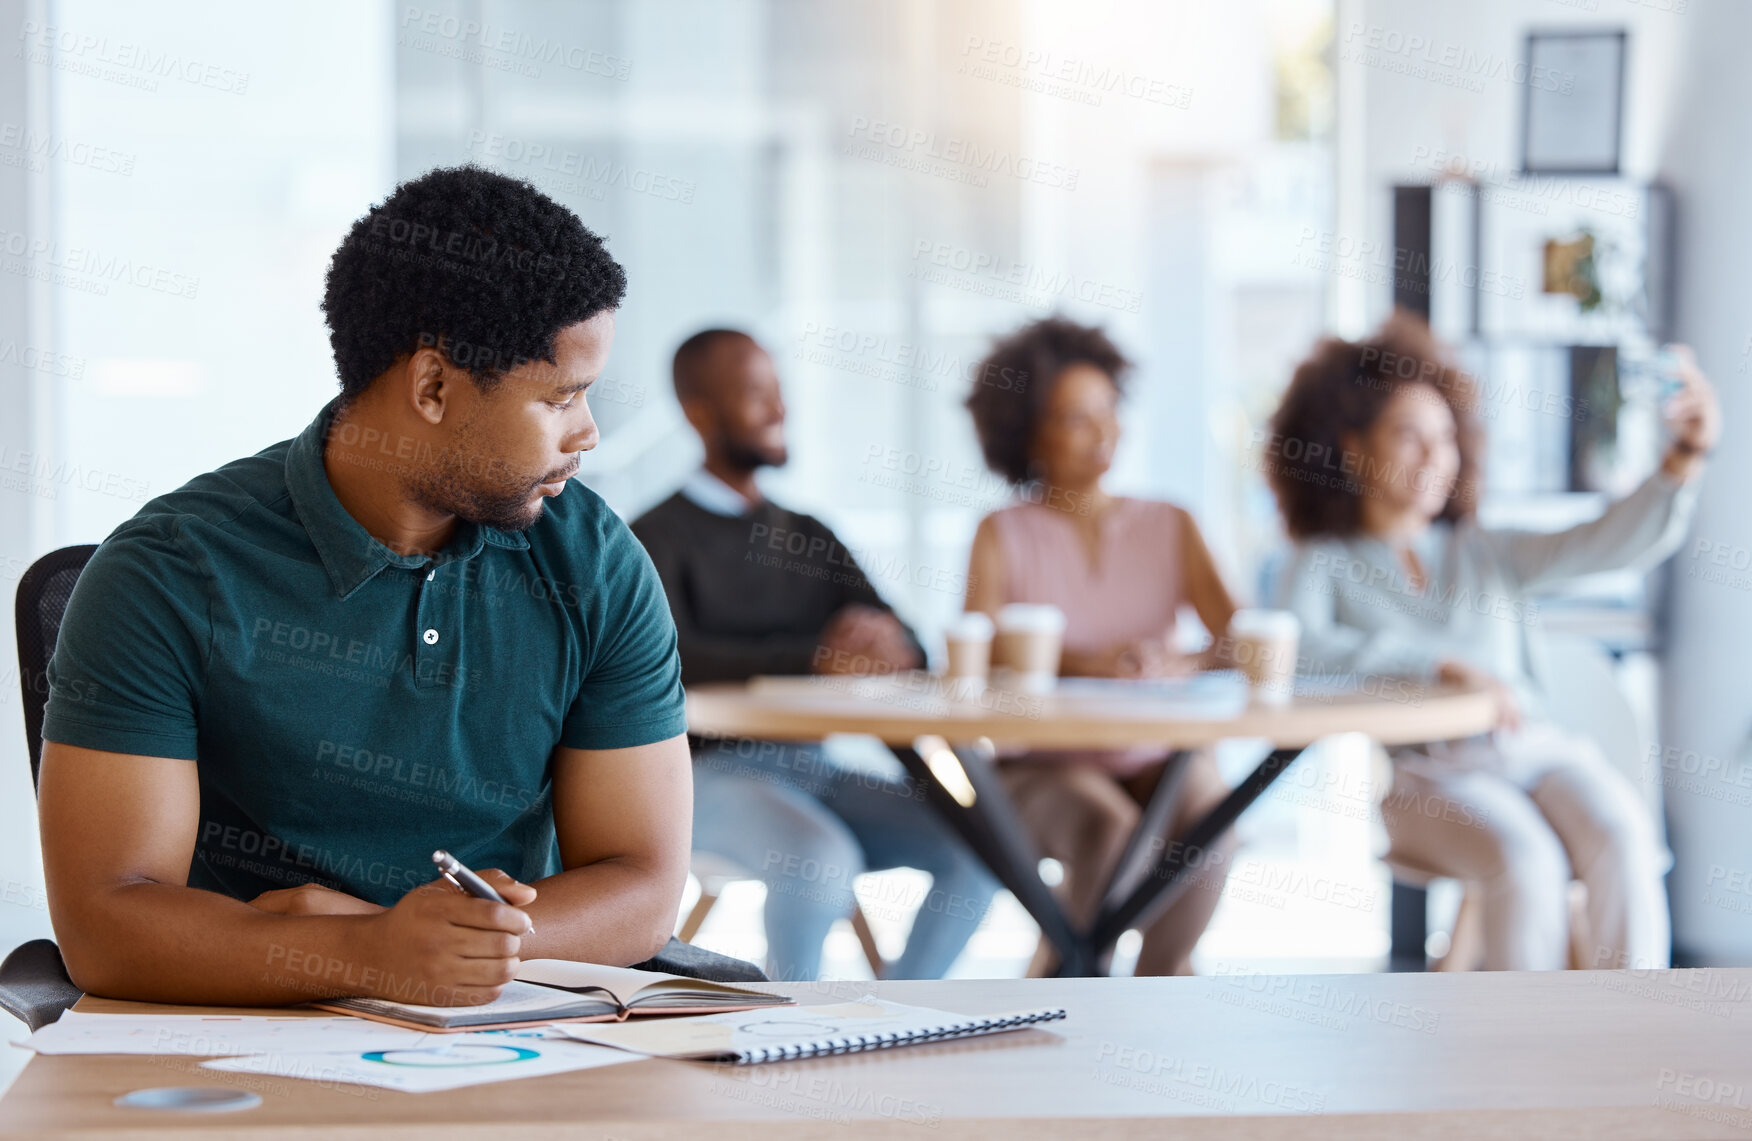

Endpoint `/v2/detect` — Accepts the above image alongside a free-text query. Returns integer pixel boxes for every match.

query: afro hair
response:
[965,316,1130,486]
[321,164,626,399]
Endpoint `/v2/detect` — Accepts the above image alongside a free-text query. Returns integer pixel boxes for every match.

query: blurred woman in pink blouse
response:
[963,317,1240,975]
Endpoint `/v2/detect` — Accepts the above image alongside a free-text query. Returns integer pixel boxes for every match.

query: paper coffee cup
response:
[992,603,1065,695]
[1229,609,1300,705]
[943,611,995,700]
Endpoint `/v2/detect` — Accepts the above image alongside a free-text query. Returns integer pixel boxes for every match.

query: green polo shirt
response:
[42,399,687,906]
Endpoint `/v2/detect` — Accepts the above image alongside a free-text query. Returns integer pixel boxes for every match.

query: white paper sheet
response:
[200,1033,638,1092]
[1051,671,1251,716]
[25,1010,427,1056]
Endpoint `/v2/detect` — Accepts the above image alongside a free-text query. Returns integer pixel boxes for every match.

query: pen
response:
[432,849,534,935]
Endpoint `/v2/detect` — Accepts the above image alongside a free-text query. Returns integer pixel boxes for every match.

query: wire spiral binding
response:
[735,1008,1066,1065]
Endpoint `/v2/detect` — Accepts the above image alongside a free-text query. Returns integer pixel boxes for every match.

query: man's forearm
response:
[58,881,378,1006]
[521,857,683,965]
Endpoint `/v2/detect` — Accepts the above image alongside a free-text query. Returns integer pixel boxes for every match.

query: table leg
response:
[887,742,1097,976]
[1098,750,1192,917]
[1090,746,1306,954]
[1390,882,1431,971]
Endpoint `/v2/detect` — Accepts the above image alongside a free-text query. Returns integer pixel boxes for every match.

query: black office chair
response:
[1,545,761,1032]
[1,544,95,1030]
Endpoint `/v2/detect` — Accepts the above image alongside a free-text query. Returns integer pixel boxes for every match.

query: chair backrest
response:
[1526,629,1659,821]
[14,545,98,790]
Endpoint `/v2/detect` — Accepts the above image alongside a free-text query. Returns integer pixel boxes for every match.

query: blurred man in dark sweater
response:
[632,329,994,981]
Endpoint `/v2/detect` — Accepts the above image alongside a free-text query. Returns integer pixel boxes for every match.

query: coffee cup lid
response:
[996,603,1067,633]
[947,611,995,640]
[1229,608,1300,638]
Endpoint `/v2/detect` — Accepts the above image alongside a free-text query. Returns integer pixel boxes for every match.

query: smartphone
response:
[1617,345,1685,405]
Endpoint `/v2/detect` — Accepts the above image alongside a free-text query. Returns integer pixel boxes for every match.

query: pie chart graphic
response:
[363,1045,540,1067]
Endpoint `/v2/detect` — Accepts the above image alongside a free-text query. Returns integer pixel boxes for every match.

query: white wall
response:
[1652,0,1752,965]
[0,0,55,997]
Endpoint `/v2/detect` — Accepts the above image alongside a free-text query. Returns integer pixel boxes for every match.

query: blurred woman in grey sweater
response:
[1267,312,1719,971]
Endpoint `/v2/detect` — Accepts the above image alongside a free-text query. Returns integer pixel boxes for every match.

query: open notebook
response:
[314,959,791,1032]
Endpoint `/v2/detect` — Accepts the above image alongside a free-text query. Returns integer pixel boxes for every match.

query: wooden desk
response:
[5,969,1749,1138]
[689,677,1496,974]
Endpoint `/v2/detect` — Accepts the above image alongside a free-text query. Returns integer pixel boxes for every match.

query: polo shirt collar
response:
[286,399,530,600]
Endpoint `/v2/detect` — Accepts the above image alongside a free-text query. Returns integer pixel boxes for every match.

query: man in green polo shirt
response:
[36,166,692,1008]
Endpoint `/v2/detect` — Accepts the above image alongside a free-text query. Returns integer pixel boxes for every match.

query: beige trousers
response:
[1385,722,1671,971]
[999,750,1234,976]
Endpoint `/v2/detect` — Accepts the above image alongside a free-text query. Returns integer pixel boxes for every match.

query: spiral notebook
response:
[553,997,1066,1064]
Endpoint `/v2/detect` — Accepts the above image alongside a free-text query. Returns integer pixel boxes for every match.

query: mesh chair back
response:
[14,545,98,790]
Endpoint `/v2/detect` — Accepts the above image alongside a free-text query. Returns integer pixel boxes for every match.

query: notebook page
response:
[514,959,766,1002]
[335,980,613,1022]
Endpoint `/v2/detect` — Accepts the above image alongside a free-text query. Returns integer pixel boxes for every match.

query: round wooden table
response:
[686,675,1497,751]
[687,674,1497,977]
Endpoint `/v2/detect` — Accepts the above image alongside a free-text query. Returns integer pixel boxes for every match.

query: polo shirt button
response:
[423,629,439,645]
[426,569,435,581]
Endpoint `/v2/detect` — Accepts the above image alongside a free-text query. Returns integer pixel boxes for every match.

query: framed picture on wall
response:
[1521,30,1627,174]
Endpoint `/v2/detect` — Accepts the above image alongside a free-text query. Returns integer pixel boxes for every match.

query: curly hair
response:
[322,164,627,400]
[965,316,1130,485]
[1265,309,1483,540]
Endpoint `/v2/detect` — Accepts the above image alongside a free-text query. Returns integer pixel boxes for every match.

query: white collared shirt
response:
[679,468,760,518]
